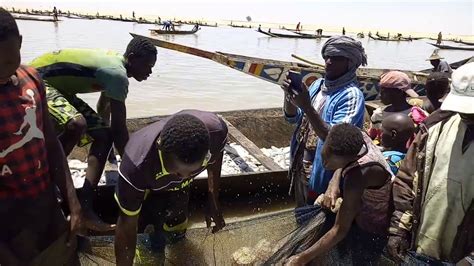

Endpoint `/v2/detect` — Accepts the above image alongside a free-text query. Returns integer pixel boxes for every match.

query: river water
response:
[17,18,473,118]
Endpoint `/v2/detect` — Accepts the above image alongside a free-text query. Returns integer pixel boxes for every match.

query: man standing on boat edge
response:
[283,36,367,207]
[114,110,228,266]
[29,37,157,224]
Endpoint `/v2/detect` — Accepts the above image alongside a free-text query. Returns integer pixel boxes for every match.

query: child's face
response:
[0,35,21,80]
[321,145,353,171]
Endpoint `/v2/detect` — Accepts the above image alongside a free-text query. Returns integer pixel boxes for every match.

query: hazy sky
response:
[2,0,473,35]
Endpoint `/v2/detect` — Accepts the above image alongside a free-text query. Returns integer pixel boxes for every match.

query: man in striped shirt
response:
[283,35,367,207]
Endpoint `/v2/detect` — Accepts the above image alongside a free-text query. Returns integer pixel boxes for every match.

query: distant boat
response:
[257,28,324,39]
[149,27,200,35]
[428,43,474,51]
[229,24,252,28]
[282,28,332,38]
[453,40,474,46]
[13,15,60,22]
[369,35,411,42]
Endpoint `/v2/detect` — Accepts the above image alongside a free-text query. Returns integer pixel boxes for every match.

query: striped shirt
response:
[286,78,366,193]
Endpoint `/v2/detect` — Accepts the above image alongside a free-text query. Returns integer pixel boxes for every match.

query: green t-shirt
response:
[30,49,129,102]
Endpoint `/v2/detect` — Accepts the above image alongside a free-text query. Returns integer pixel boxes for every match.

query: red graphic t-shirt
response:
[0,66,50,199]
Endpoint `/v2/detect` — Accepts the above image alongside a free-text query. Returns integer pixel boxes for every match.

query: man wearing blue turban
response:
[282,35,368,207]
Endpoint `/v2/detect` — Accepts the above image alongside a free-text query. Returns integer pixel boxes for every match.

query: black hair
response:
[160,114,210,164]
[124,36,157,58]
[0,8,20,41]
[325,123,364,157]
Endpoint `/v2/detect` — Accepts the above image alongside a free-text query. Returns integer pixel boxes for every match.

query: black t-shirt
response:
[115,110,228,216]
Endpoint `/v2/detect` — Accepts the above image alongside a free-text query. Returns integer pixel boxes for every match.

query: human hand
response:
[387,235,409,263]
[205,199,225,233]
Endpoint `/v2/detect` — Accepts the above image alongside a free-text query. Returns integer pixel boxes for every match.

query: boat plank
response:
[221,116,284,171]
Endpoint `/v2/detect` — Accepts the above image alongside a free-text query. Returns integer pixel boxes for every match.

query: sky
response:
[2,0,473,35]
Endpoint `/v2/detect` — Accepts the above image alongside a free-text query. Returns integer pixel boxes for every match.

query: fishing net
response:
[264,205,334,265]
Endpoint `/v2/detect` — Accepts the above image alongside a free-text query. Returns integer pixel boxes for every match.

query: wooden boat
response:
[283,28,332,38]
[149,27,200,35]
[229,24,252,28]
[13,15,60,22]
[72,107,293,225]
[369,35,411,42]
[428,43,474,51]
[453,40,474,46]
[257,28,322,39]
[130,33,440,100]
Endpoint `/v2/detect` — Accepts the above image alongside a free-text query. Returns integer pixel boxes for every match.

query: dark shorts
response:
[138,187,191,234]
[46,86,108,146]
[0,186,68,261]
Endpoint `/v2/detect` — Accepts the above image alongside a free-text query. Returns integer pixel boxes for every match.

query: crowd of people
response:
[281,35,473,265]
[0,7,472,265]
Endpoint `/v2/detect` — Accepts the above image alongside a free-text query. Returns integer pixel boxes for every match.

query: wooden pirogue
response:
[13,15,60,22]
[453,39,474,46]
[149,27,200,35]
[257,28,324,39]
[429,43,474,51]
[131,33,471,101]
[283,28,332,38]
[72,108,294,226]
[369,35,412,42]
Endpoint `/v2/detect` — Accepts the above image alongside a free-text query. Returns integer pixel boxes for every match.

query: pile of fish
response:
[69,143,290,188]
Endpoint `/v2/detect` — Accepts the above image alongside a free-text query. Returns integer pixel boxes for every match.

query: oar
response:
[291,54,325,68]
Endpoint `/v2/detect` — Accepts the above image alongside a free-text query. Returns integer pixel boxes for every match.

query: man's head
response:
[124,36,157,82]
[322,123,365,170]
[379,71,418,105]
[159,114,210,179]
[440,62,474,124]
[381,113,415,151]
[0,8,22,82]
[425,72,450,108]
[321,36,367,80]
[427,49,443,68]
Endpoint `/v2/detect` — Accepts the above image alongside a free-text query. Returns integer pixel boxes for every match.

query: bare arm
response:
[206,152,225,233]
[281,79,298,117]
[115,212,138,266]
[280,78,330,141]
[97,92,111,125]
[300,101,330,141]
[110,98,128,156]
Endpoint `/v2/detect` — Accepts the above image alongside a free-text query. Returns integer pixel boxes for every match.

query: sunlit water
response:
[17,18,473,118]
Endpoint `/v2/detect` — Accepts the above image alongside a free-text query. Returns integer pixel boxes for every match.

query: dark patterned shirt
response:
[115,110,228,216]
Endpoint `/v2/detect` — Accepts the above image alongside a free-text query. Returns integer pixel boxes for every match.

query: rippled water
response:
[17,18,473,117]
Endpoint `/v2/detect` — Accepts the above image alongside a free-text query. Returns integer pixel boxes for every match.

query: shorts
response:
[46,86,108,146]
[139,187,190,233]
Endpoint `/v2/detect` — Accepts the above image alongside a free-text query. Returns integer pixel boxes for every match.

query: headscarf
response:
[321,35,368,90]
[379,70,418,97]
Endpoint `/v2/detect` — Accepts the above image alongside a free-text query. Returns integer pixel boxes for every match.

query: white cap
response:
[441,62,474,114]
